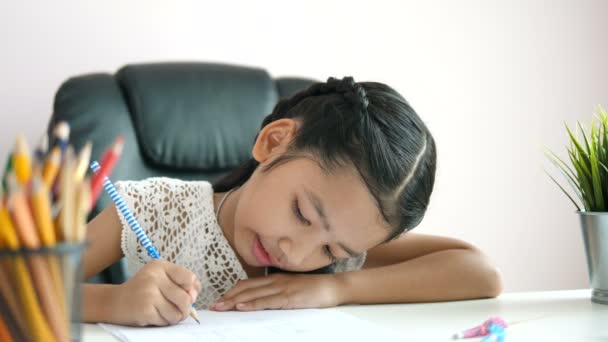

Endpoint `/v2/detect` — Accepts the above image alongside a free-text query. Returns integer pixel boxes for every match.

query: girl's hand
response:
[110,259,202,326]
[210,273,345,311]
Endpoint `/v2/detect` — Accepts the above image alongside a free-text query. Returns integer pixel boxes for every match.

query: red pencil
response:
[90,136,124,210]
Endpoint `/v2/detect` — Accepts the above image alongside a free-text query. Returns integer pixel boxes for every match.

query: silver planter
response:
[577,211,608,304]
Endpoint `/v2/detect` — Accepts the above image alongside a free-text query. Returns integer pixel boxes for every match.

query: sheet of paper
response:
[99,308,407,342]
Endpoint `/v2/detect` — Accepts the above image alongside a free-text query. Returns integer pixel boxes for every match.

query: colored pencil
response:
[90,136,123,210]
[12,135,32,186]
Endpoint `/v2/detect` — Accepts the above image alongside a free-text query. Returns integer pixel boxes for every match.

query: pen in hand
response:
[90,160,201,324]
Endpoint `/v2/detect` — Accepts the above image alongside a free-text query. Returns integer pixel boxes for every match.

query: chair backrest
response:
[49,62,316,217]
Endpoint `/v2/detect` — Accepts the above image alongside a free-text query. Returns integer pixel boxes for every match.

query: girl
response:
[82,77,502,327]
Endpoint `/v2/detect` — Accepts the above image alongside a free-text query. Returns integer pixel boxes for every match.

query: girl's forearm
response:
[335,248,503,305]
[82,283,120,323]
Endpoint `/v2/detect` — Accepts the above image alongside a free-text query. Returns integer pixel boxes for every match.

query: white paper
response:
[99,308,407,342]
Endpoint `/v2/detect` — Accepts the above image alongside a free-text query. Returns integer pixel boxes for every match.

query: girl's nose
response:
[278,235,317,267]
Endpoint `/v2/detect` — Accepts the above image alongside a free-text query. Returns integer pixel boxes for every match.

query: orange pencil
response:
[0,316,14,342]
[7,173,69,342]
[6,174,40,248]
[42,147,61,189]
[12,135,31,186]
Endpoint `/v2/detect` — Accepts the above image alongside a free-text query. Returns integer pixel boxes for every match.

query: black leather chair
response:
[48,62,316,284]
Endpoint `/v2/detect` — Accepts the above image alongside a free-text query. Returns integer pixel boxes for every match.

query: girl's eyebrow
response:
[304,188,361,258]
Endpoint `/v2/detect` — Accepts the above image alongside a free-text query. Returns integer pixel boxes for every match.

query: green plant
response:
[545,106,608,212]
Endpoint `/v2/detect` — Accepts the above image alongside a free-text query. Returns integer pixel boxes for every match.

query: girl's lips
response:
[264,244,281,267]
[252,236,273,266]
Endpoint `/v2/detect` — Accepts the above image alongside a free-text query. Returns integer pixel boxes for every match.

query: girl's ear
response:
[252,119,298,163]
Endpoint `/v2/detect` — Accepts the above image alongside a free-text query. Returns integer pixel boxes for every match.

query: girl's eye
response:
[292,198,337,263]
[292,198,311,226]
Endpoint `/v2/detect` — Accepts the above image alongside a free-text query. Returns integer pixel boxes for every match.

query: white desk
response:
[82,289,608,341]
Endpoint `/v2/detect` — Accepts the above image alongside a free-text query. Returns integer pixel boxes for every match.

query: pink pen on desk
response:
[452,317,507,339]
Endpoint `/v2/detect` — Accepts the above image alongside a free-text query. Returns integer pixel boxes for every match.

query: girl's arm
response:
[81,204,125,322]
[212,232,503,312]
[82,204,124,280]
[336,232,503,304]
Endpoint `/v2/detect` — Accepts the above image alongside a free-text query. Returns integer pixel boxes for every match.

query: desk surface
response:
[82,289,607,341]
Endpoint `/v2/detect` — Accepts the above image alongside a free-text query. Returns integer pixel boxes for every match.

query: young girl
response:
[82,76,502,327]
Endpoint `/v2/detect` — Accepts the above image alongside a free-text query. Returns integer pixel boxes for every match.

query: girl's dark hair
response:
[214,77,437,272]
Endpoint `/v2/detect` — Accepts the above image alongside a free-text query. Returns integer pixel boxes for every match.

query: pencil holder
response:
[0,242,86,342]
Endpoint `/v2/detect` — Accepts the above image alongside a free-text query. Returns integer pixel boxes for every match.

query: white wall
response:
[1,0,607,292]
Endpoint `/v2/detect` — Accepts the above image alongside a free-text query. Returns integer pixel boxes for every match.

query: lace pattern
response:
[115,178,247,309]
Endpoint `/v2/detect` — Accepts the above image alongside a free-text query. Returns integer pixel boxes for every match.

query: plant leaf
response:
[544,169,582,211]
[544,147,580,187]
[569,150,594,209]
[589,122,604,209]
[544,150,583,202]
[578,121,592,155]
[565,123,591,171]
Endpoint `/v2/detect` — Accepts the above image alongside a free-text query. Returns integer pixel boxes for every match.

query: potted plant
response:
[545,106,608,304]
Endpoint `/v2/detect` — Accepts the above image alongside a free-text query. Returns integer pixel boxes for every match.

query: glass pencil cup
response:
[0,242,86,342]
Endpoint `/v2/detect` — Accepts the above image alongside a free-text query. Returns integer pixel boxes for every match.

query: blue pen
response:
[90,161,200,324]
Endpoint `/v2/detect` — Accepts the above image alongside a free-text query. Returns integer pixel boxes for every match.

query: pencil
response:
[6,174,40,248]
[31,173,68,332]
[60,146,76,242]
[12,135,32,186]
[0,314,14,342]
[0,271,26,342]
[74,142,92,184]
[89,160,201,324]
[90,136,123,210]
[31,174,56,245]
[7,173,69,342]
[1,154,12,192]
[42,147,61,189]
[0,199,29,341]
[0,189,54,341]
[52,121,70,156]
[74,178,91,242]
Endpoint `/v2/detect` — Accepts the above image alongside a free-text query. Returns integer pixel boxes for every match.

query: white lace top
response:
[114,177,366,310]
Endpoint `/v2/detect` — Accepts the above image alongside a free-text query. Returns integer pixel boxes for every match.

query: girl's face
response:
[218,119,390,272]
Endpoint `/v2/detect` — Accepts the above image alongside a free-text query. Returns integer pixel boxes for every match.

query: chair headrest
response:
[117,63,279,171]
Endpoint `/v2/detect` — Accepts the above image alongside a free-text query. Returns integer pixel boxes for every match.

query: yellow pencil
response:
[31,172,68,332]
[74,142,92,184]
[31,174,56,245]
[74,177,91,242]
[0,200,29,340]
[42,146,61,189]
[12,135,31,186]
[0,197,54,341]
[60,146,76,242]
